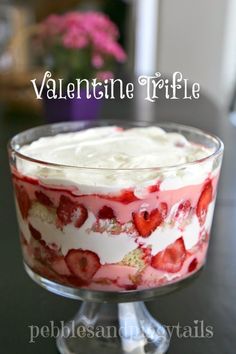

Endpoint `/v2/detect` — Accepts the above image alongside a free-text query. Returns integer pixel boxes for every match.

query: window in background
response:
[134,0,159,76]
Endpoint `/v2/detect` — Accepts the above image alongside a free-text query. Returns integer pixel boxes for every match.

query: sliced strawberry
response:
[124,284,137,291]
[188,258,198,273]
[151,237,186,273]
[159,202,168,218]
[66,275,88,287]
[74,205,88,228]
[51,256,71,276]
[57,195,78,225]
[175,200,191,219]
[133,208,163,237]
[141,247,152,264]
[197,180,213,225]
[148,185,159,193]
[29,223,41,241]
[108,190,138,204]
[57,195,88,227]
[15,184,31,219]
[35,191,53,207]
[66,249,101,283]
[98,206,115,219]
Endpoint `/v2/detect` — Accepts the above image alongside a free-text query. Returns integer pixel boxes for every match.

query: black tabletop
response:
[0,90,235,354]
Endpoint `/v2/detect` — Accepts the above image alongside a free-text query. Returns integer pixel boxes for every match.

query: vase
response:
[42,89,103,123]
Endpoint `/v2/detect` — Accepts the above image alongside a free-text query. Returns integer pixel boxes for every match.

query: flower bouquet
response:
[36,11,126,122]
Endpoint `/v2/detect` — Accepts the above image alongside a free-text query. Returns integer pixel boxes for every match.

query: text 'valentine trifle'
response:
[9,123,223,292]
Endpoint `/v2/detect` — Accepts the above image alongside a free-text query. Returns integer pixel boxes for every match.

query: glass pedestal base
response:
[24,262,203,354]
[56,301,170,354]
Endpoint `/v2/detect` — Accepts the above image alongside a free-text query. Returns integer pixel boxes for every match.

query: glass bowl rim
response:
[8,120,224,172]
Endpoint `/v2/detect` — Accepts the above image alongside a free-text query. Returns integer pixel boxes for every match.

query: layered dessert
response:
[11,125,221,291]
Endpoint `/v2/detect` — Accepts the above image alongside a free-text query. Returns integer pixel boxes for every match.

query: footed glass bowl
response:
[8,121,223,354]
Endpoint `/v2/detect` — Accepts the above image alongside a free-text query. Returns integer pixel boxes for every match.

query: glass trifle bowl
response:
[8,121,223,354]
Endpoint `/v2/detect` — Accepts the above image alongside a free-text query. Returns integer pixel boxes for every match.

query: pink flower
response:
[83,12,119,38]
[97,71,114,81]
[62,27,88,49]
[106,42,127,62]
[37,10,127,75]
[63,12,83,28]
[92,53,104,69]
[91,32,126,62]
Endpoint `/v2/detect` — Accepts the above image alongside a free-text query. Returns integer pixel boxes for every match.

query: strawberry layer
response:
[12,170,219,224]
[21,235,208,291]
[13,169,218,291]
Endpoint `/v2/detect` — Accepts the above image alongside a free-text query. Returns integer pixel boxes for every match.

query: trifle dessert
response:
[9,122,223,292]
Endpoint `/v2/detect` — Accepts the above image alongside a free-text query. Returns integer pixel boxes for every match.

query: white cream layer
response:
[16,200,214,265]
[18,126,214,191]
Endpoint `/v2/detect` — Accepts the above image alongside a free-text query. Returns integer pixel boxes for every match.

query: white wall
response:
[221,0,236,106]
[157,0,236,109]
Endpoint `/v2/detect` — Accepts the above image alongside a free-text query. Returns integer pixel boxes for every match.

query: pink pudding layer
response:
[12,168,219,292]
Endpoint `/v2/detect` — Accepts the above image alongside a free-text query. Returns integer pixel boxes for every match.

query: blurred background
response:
[1,3,236,354]
[0,0,236,120]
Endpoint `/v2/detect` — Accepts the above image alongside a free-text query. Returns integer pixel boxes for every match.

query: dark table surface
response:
[0,90,235,354]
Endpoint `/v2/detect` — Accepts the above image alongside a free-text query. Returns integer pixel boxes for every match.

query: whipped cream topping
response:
[18,126,214,190]
[20,126,211,168]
